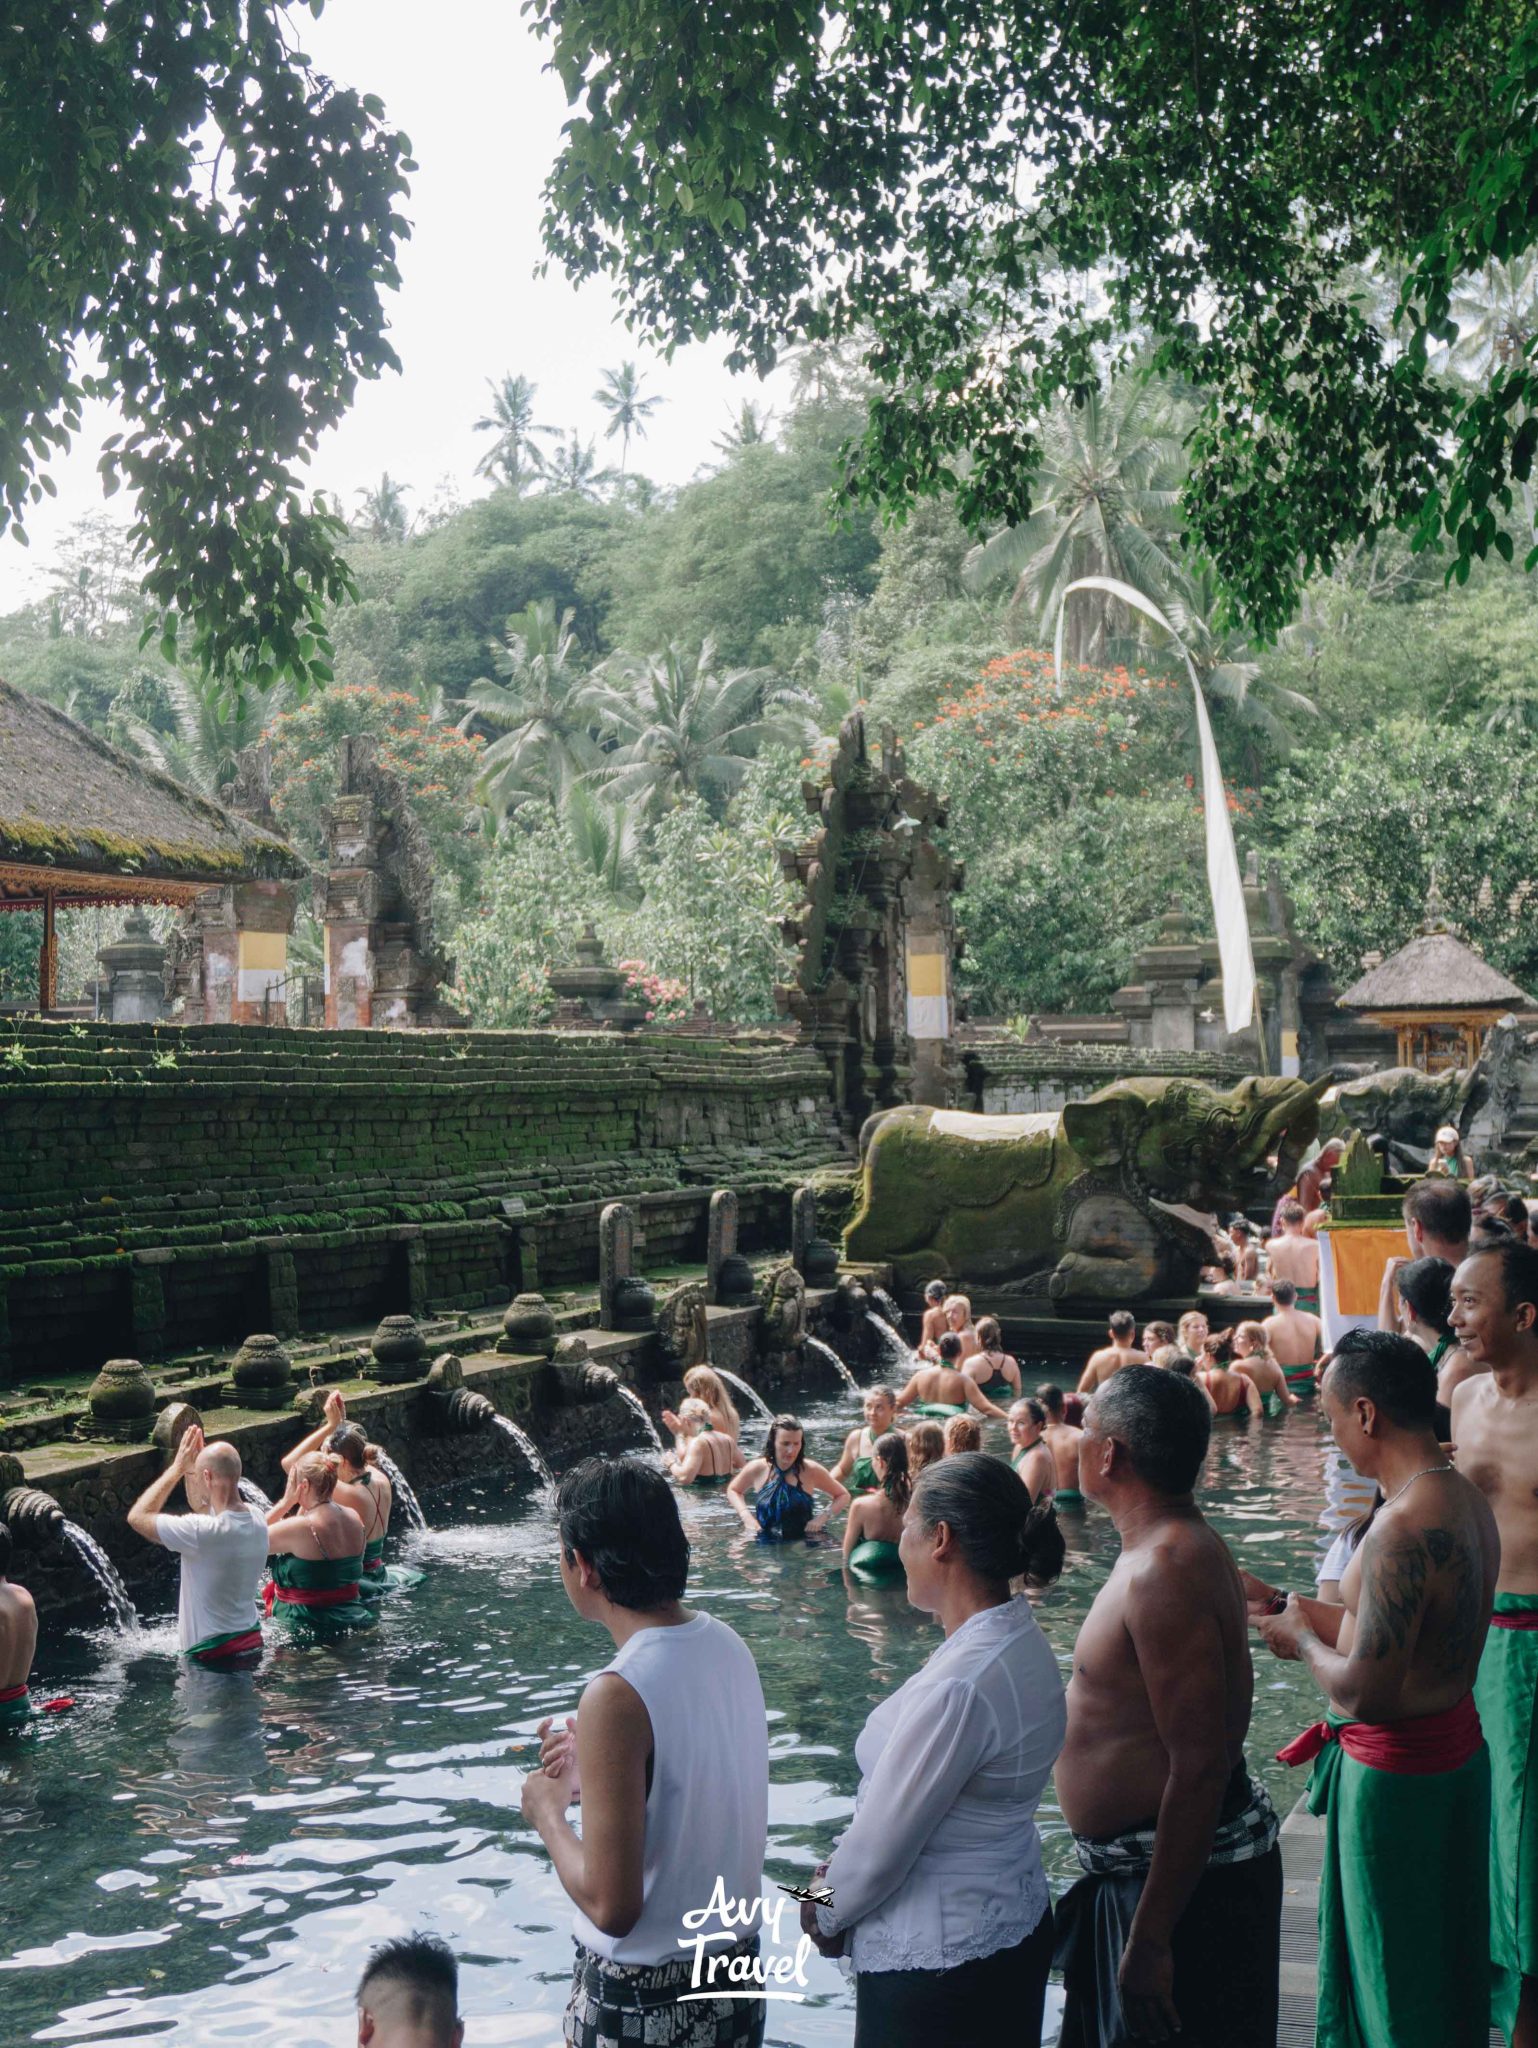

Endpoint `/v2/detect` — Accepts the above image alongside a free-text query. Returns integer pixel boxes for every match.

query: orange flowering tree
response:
[907,650,1247,1014]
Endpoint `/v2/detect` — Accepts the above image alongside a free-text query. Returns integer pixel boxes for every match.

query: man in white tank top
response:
[521,1456,771,2046]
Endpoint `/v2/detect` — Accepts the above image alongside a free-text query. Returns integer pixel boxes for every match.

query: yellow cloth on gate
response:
[1320,1227,1406,1318]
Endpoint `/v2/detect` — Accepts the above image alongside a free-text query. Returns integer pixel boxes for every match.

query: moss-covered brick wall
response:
[965,1042,1249,1114]
[0,1021,847,1379]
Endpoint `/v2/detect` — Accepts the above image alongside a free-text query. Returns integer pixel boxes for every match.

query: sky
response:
[0,0,787,611]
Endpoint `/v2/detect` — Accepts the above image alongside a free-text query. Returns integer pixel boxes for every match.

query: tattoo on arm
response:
[1354,1533,1428,1659]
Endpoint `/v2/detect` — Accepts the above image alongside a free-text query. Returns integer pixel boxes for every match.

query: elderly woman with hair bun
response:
[802,1453,1067,2046]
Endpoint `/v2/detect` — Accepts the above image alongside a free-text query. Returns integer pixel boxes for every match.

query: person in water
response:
[1176,1310,1210,1357]
[1258,1331,1497,2048]
[1142,1320,1177,1359]
[896,1333,1009,1421]
[1230,1322,1299,1414]
[1008,1400,1057,1506]
[356,1931,464,2048]
[833,1386,899,1494]
[662,1365,742,1446]
[843,1431,911,1584]
[663,1397,742,1486]
[803,1453,1067,2047]
[944,1414,982,1455]
[283,1393,416,1597]
[918,1279,949,1357]
[127,1421,268,1668]
[940,1294,982,1361]
[1392,1255,1469,1411]
[907,1421,945,1481]
[263,1454,376,1639]
[728,1416,851,1542]
[1196,1333,1264,1419]
[0,1520,38,1732]
[1262,1278,1323,1391]
[1078,1311,1146,1393]
[966,1316,1022,1403]
[1038,1385,1085,1505]
[524,1457,769,2048]
[1055,1368,1281,2048]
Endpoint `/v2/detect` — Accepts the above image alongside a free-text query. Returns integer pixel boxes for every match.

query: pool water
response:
[1,1396,1336,2047]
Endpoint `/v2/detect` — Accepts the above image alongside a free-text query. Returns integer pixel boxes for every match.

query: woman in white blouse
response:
[802,1450,1068,2046]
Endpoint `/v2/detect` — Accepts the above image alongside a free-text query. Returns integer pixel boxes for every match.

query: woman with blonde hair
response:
[942,1294,982,1362]
[661,1364,742,1445]
[264,1455,376,1640]
[1230,1321,1298,1416]
[664,1397,743,1487]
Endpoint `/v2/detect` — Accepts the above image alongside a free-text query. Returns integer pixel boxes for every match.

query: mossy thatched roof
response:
[0,678,307,890]
[1338,927,1533,1013]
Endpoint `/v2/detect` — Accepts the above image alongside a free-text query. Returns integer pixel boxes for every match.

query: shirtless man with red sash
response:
[1451,1238,1538,2045]
[1254,1329,1496,2047]
[0,1520,38,1729]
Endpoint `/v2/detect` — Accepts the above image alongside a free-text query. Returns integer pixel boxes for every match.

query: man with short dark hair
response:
[1405,1178,1474,1265]
[1054,1367,1281,2046]
[1078,1310,1146,1393]
[1261,1279,1322,1391]
[0,1521,37,1732]
[356,1932,463,2048]
[522,1456,769,2047]
[1257,1330,1497,2048]
[1266,1199,1319,1310]
[1452,1239,1538,2046]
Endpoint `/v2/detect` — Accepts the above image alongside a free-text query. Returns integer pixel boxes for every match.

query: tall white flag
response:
[1053,576,1257,1037]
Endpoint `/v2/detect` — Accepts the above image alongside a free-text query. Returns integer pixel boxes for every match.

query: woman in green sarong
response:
[663,1397,743,1488]
[264,1455,377,1641]
[965,1317,1022,1406]
[283,1392,421,1597]
[833,1386,899,1495]
[843,1432,910,1585]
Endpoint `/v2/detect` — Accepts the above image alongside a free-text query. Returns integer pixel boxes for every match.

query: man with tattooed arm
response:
[1254,1329,1497,2048]
[1451,1238,1538,2047]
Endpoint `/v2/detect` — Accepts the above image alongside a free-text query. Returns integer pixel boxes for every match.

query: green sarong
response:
[1305,1710,1490,2046]
[847,1454,879,1493]
[911,1400,968,1419]
[263,1550,377,1642]
[979,1378,1013,1402]
[847,1538,904,1585]
[0,1683,32,1731]
[1054,1488,1084,1507]
[1476,1592,1538,2034]
[1263,1392,1286,1419]
[360,1536,424,1596]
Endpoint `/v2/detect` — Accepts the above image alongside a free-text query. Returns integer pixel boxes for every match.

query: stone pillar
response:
[263,1247,300,1338]
[97,911,167,1023]
[231,881,300,1026]
[129,1249,172,1361]
[1129,899,1204,1053]
[599,1202,635,1332]
[322,792,380,1029]
[194,885,240,1024]
[790,1186,817,1274]
[706,1188,738,1306]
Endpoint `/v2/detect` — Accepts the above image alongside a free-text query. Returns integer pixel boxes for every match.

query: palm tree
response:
[588,641,816,816]
[963,371,1190,665]
[595,361,663,470]
[354,473,411,543]
[564,782,642,899]
[712,401,775,456]
[543,433,619,500]
[473,374,560,491]
[1160,570,1320,774]
[1448,256,1538,378]
[461,600,602,816]
[116,673,285,797]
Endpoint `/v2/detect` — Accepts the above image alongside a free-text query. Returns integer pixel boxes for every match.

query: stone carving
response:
[152,1400,203,1457]
[791,1183,840,1285]
[228,1333,294,1410]
[600,1202,656,1331]
[1317,1063,1488,1174]
[845,1075,1328,1303]
[706,1189,740,1306]
[96,911,167,1023]
[546,925,648,1031]
[368,1314,430,1384]
[548,1332,623,1406]
[85,1358,157,1442]
[759,1262,807,1357]
[656,1282,709,1372]
[499,1293,559,1357]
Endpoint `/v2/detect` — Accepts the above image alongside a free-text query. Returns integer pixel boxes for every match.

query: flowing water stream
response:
[804,1334,862,1395]
[712,1365,775,1424]
[614,1383,665,1449]
[488,1412,556,1490]
[372,1448,427,1531]
[865,1311,917,1376]
[57,1521,137,1630]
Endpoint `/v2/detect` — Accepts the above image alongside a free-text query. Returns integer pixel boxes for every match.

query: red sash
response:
[0,1682,26,1704]
[1491,1608,1538,1631]
[1277,1692,1482,1775]
[263,1579,360,1614]
[192,1630,263,1663]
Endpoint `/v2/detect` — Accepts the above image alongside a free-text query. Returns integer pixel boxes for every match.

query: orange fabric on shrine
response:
[1322,1228,1407,1317]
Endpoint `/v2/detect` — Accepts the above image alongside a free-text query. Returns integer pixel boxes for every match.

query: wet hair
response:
[912,1451,1065,1588]
[1092,1365,1212,1494]
[975,1315,1003,1351]
[872,1429,911,1505]
[1271,1279,1297,1307]
[1109,1310,1137,1339]
[864,1385,896,1412]
[328,1423,369,1471]
[762,1414,806,1476]
[1394,1256,1454,1337]
[1230,1217,1251,1239]
[684,1365,741,1439]
[1037,1383,1066,1421]
[677,1397,714,1434]
[1472,1216,1516,1249]
[296,1454,336,1500]
[1404,1178,1473,1246]
[1233,1320,1269,1354]
[925,1279,947,1303]
[944,1415,982,1454]
[0,1521,9,1576]
[556,1455,690,1609]
[356,1931,460,2034]
[1010,1397,1048,1431]
[1467,1239,1538,1317]
[937,1331,964,1362]
[1142,1320,1176,1350]
[1278,1199,1306,1226]
[1504,1194,1530,1229]
[1327,1329,1438,1432]
[1199,1330,1235,1366]
[907,1420,945,1474]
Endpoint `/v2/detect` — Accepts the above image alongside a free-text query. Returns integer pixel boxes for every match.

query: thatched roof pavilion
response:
[1337,922,1533,1072]
[0,678,307,1010]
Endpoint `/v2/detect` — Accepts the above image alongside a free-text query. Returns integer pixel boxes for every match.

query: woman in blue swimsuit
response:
[729,1415,851,1543]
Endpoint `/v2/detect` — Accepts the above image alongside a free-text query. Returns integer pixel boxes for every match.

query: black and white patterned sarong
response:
[563,1938,765,2048]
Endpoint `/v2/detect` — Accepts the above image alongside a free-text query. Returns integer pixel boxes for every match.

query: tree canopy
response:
[529,0,1538,632]
[0,1,412,694]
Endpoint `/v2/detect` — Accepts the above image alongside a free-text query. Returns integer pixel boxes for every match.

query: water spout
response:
[866,1313,917,1376]
[1,1483,65,1543]
[805,1336,861,1396]
[60,1522,137,1629]
[615,1385,665,1450]
[711,1366,774,1424]
[236,1477,272,1513]
[489,1413,556,1490]
[870,1287,906,1332]
[373,1449,427,1532]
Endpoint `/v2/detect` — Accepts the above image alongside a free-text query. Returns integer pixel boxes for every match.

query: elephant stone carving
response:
[1317,1064,1487,1175]
[843,1076,1327,1305]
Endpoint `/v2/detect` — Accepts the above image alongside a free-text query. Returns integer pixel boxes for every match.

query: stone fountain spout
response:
[421,1353,495,1434]
[545,1334,621,1407]
[0,1453,63,1541]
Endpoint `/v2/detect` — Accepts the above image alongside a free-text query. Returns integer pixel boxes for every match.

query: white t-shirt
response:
[571,1611,769,1966]
[156,1506,269,1651]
